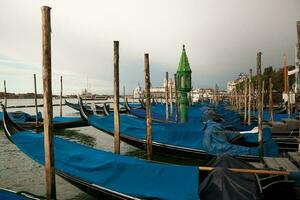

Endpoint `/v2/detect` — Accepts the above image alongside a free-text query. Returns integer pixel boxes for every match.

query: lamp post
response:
[176,45,192,123]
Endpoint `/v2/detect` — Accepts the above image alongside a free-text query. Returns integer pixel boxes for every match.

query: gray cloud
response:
[0,0,299,94]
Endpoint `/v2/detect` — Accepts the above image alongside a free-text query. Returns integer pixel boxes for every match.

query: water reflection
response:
[55,129,96,147]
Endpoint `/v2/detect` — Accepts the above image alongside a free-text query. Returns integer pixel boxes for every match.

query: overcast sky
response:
[1,0,300,95]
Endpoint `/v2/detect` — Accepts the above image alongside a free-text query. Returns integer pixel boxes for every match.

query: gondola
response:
[65,99,108,114]
[0,111,88,130]
[66,99,127,114]
[1,104,295,200]
[0,187,41,200]
[79,97,280,162]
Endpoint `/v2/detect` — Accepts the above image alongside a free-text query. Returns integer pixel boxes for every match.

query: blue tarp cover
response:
[0,112,42,123]
[11,131,199,200]
[52,116,81,123]
[0,189,29,200]
[88,114,279,157]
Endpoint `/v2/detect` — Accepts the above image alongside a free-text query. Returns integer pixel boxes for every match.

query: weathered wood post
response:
[174,74,179,123]
[33,74,39,126]
[248,69,252,125]
[238,91,241,114]
[235,88,238,111]
[144,53,152,159]
[113,41,120,154]
[41,6,56,199]
[257,52,264,160]
[269,77,273,123]
[3,80,7,107]
[123,85,125,103]
[244,78,248,123]
[262,79,265,121]
[59,76,63,117]
[283,53,291,118]
[296,21,300,160]
[169,78,173,117]
[165,72,169,122]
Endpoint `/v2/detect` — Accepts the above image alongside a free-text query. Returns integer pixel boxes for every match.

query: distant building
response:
[133,84,143,98]
[227,73,247,92]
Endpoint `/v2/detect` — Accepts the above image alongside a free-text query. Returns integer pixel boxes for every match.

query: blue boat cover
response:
[88,114,279,157]
[0,111,42,123]
[11,131,199,200]
[0,189,29,200]
[52,116,81,123]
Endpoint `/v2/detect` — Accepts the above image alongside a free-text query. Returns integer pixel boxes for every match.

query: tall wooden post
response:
[257,52,264,160]
[235,88,238,111]
[144,54,152,159]
[269,77,273,123]
[113,41,120,154]
[41,6,56,200]
[262,79,265,121]
[238,92,241,113]
[284,53,291,118]
[296,21,300,159]
[3,80,7,107]
[59,76,63,117]
[165,72,169,122]
[169,78,173,117]
[123,85,125,103]
[174,74,179,123]
[33,74,39,126]
[244,79,248,123]
[248,69,252,125]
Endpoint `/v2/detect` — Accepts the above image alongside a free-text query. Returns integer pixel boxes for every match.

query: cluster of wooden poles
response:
[7,6,300,199]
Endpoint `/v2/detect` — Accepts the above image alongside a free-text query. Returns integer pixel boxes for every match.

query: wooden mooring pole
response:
[257,52,264,160]
[269,77,273,123]
[60,76,63,117]
[144,53,152,160]
[165,72,169,122]
[113,41,120,154]
[174,74,179,123]
[33,74,39,126]
[248,69,252,125]
[169,78,173,117]
[262,79,265,121]
[296,21,300,159]
[41,6,56,200]
[244,78,248,123]
[283,53,291,118]
[3,80,7,107]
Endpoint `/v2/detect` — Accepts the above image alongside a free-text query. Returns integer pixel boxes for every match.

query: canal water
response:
[0,99,204,199]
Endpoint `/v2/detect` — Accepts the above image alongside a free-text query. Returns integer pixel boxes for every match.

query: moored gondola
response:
[1,104,296,200]
[79,97,281,162]
[0,111,88,130]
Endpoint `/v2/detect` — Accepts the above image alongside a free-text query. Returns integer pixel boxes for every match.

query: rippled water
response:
[0,98,204,199]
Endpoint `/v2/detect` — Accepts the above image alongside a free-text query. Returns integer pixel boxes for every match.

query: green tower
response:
[176,45,192,123]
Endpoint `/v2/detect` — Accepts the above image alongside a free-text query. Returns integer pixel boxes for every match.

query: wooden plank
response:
[288,152,300,164]
[113,41,120,154]
[264,157,299,172]
[41,6,56,199]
